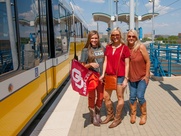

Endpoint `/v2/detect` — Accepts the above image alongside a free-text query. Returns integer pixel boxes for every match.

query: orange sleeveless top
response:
[129,48,146,82]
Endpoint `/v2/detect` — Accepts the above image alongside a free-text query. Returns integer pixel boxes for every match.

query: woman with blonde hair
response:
[126,29,150,125]
[100,27,130,128]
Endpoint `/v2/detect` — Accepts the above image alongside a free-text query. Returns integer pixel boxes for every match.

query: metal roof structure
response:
[141,13,159,21]
[92,12,159,24]
[92,12,111,24]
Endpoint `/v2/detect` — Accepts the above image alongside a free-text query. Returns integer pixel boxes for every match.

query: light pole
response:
[114,0,119,27]
[70,1,78,60]
[149,0,155,44]
[129,0,134,30]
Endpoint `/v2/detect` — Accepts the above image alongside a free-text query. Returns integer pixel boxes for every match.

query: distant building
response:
[155,35,169,38]
[177,33,181,44]
[144,33,152,39]
[98,32,103,39]
[122,32,127,41]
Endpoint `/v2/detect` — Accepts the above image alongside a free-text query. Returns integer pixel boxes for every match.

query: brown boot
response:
[89,107,100,126]
[139,102,147,125]
[130,101,137,124]
[101,103,114,124]
[109,104,123,128]
[95,106,102,123]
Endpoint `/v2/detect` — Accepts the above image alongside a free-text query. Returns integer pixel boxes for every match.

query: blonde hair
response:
[126,29,142,51]
[110,27,125,44]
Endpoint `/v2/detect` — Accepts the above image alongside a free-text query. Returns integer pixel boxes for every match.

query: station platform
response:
[30,76,181,136]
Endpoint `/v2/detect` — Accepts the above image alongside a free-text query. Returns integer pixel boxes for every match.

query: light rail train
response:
[0,0,88,135]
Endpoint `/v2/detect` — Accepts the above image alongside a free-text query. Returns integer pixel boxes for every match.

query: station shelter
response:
[92,12,159,40]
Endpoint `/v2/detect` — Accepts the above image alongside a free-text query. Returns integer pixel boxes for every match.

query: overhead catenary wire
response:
[71,0,90,27]
[156,7,181,18]
[140,0,149,13]
[155,0,180,13]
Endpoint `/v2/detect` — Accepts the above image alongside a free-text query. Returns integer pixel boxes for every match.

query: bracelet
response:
[124,77,129,80]
[146,76,150,79]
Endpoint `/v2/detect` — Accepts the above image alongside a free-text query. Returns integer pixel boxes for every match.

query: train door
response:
[48,0,72,89]
[15,0,49,98]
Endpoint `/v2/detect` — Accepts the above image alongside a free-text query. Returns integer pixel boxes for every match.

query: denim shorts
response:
[117,76,125,85]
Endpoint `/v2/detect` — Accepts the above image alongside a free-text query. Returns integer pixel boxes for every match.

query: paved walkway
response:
[31,76,181,136]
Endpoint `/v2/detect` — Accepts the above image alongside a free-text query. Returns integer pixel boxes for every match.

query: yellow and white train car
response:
[0,0,88,135]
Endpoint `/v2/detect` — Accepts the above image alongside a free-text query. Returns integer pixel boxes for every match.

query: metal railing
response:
[149,43,181,77]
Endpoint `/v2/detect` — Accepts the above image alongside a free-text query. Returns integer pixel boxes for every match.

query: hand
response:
[99,75,104,81]
[90,62,99,68]
[121,79,128,88]
[99,75,105,84]
[142,76,149,84]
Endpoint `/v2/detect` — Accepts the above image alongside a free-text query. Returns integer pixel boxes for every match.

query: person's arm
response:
[80,48,97,69]
[124,57,129,80]
[140,44,150,84]
[99,56,107,80]
[81,62,92,69]
[122,46,130,87]
[122,57,129,87]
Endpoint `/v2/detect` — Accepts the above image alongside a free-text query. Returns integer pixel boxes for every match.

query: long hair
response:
[110,27,125,44]
[127,29,142,51]
[84,30,101,62]
[84,30,101,49]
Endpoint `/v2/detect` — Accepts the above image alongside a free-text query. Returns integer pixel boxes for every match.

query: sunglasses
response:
[128,35,136,38]
[111,34,120,37]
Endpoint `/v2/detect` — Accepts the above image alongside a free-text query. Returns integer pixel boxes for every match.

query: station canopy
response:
[92,12,111,24]
[92,12,159,23]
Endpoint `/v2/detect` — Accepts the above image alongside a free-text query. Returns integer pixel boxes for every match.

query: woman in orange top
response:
[127,29,150,125]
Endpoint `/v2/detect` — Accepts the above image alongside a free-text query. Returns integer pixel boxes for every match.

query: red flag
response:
[70,59,99,96]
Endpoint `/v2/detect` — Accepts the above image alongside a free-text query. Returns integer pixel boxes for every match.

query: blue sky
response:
[69,0,181,36]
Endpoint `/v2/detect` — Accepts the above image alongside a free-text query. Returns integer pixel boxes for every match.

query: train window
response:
[76,22,80,38]
[0,0,18,75]
[52,0,71,57]
[17,0,47,69]
[39,0,48,60]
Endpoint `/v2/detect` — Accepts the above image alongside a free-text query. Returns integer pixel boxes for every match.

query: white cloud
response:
[88,19,97,27]
[19,11,34,20]
[74,5,84,13]
[82,0,105,3]
[155,22,169,27]
[19,1,40,21]
[145,0,171,15]
[72,3,84,15]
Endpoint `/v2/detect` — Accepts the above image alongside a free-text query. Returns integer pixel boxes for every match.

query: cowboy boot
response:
[130,101,137,124]
[95,106,102,123]
[109,104,123,128]
[139,102,147,125]
[101,103,114,124]
[89,107,100,126]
